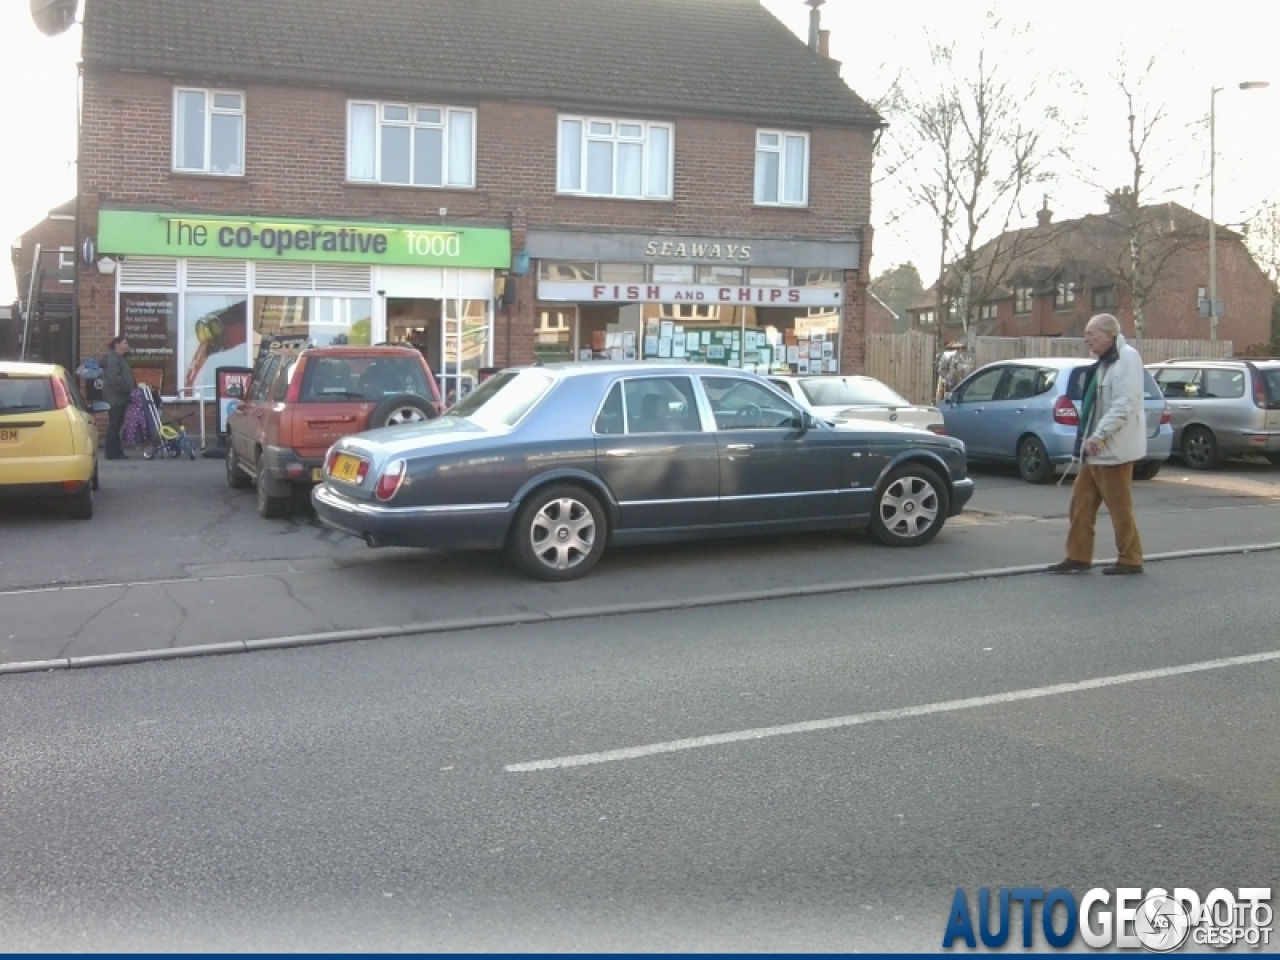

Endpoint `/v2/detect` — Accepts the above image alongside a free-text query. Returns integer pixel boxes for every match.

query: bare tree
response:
[1245,198,1280,286]
[899,18,1072,347]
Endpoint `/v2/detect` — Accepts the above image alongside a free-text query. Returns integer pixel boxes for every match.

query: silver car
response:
[768,375,946,433]
[1146,359,1280,469]
[942,357,1173,483]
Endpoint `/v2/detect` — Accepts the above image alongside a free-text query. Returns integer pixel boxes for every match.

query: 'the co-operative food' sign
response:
[97,210,511,269]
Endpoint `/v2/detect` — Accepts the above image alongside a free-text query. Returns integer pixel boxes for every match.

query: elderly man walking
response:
[1048,314,1147,575]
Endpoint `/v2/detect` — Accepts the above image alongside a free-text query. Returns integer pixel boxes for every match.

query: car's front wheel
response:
[1181,426,1219,470]
[1132,460,1162,481]
[869,464,948,547]
[507,484,607,581]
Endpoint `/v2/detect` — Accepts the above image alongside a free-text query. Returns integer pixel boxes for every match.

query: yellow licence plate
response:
[331,453,363,482]
[0,429,18,443]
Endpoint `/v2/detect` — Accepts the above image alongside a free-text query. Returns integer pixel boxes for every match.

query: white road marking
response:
[505,648,1280,773]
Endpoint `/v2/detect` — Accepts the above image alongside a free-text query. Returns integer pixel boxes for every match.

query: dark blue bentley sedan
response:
[313,363,975,580]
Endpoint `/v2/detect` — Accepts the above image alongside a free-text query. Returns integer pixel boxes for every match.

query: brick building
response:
[909,195,1272,351]
[73,0,879,408]
[8,199,78,364]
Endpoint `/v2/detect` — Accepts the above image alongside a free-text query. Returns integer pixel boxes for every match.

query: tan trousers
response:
[1065,462,1144,567]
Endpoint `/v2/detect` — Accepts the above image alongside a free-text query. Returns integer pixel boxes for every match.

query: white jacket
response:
[1087,335,1147,465]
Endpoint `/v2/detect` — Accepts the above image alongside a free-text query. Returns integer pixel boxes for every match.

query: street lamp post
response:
[1208,81,1269,341]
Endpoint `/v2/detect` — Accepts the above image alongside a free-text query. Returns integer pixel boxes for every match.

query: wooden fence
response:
[865,331,937,405]
[867,333,1236,405]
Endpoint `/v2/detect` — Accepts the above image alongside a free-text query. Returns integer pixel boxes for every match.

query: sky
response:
[2,0,1278,302]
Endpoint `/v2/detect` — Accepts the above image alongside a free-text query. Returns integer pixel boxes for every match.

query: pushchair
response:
[138,385,198,461]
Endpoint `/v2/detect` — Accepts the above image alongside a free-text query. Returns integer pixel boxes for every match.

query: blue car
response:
[941,358,1173,483]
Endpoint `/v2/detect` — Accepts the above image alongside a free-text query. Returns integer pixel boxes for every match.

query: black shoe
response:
[1047,559,1092,574]
[1102,563,1143,576]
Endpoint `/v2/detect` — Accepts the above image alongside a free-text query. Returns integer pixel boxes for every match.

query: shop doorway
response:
[386,296,491,406]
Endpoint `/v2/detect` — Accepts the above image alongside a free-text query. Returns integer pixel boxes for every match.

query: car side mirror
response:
[797,410,817,432]
[90,400,110,413]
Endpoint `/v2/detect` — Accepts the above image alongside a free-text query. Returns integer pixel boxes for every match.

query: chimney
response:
[1036,195,1053,228]
[806,0,825,51]
[818,29,831,58]
[1107,186,1135,215]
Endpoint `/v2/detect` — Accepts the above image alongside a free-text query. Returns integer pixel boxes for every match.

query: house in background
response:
[864,291,899,336]
[9,199,77,367]
[910,193,1272,351]
[69,0,879,409]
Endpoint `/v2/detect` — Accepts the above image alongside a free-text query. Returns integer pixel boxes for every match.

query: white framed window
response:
[754,130,808,206]
[173,88,245,175]
[347,101,476,188]
[557,115,673,200]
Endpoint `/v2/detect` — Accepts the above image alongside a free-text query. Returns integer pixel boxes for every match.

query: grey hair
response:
[1088,313,1121,337]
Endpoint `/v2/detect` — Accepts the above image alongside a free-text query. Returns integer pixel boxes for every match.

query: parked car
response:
[767,374,946,433]
[226,345,443,518]
[312,363,975,581]
[1145,358,1280,469]
[941,357,1172,484]
[0,361,99,519]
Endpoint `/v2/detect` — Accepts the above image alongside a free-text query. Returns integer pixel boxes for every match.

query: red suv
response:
[226,345,443,517]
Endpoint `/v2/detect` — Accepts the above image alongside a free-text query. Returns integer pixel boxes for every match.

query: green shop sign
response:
[97,210,511,269]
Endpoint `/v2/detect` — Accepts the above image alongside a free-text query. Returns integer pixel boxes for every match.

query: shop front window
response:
[536,308,576,364]
[255,296,373,359]
[184,294,249,395]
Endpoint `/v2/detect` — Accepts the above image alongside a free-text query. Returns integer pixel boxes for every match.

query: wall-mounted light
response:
[96,257,117,275]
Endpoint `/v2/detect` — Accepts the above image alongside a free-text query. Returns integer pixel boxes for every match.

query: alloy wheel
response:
[1184,430,1215,468]
[385,406,428,426]
[878,475,940,539]
[529,497,596,571]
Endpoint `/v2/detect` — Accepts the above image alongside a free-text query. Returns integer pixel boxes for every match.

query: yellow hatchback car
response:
[0,361,99,519]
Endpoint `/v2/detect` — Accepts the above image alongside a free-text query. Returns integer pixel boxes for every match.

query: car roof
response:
[0,361,62,377]
[987,357,1090,369]
[1148,357,1273,366]
[301,345,422,356]
[529,362,772,380]
[768,373,879,381]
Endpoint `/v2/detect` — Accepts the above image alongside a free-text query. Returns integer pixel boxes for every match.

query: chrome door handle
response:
[1176,405,1193,410]
[605,448,636,457]
[726,443,754,451]
[1014,408,1025,413]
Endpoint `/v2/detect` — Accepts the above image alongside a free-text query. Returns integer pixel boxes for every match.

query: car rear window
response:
[1261,368,1280,408]
[798,377,907,407]
[0,376,55,413]
[449,369,554,428]
[299,356,433,403]
[1067,366,1162,401]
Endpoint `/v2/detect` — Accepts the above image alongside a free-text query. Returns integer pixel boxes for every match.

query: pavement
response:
[1,454,1278,668]
[1,552,1276,950]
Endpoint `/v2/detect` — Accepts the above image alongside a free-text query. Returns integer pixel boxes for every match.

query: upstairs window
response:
[979,302,998,322]
[1054,281,1077,310]
[1092,286,1119,310]
[557,116,673,200]
[754,130,809,206]
[347,102,476,188]
[1014,287,1034,315]
[174,88,244,175]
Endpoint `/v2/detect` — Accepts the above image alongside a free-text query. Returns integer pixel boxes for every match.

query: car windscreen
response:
[1066,366,1162,401]
[798,377,908,407]
[0,376,55,413]
[448,369,554,428]
[299,356,431,403]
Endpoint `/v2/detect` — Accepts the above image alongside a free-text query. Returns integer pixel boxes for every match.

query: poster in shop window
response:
[118,292,178,397]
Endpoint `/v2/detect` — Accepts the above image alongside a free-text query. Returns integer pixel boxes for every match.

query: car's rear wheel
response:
[1265,453,1280,467]
[256,454,290,519]
[507,484,607,581]
[370,394,436,429]
[869,464,948,547]
[66,483,93,520]
[1181,426,1219,470]
[1132,460,1162,481]
[1017,435,1054,484]
[226,446,251,489]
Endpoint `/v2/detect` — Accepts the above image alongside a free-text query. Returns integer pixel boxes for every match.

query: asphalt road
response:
[1,552,1276,951]
[1,456,1277,665]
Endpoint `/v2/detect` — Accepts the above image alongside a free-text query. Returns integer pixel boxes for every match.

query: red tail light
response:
[1053,395,1079,426]
[1253,374,1269,409]
[374,459,407,501]
[49,376,70,410]
[1160,403,1171,425]
[284,360,303,403]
